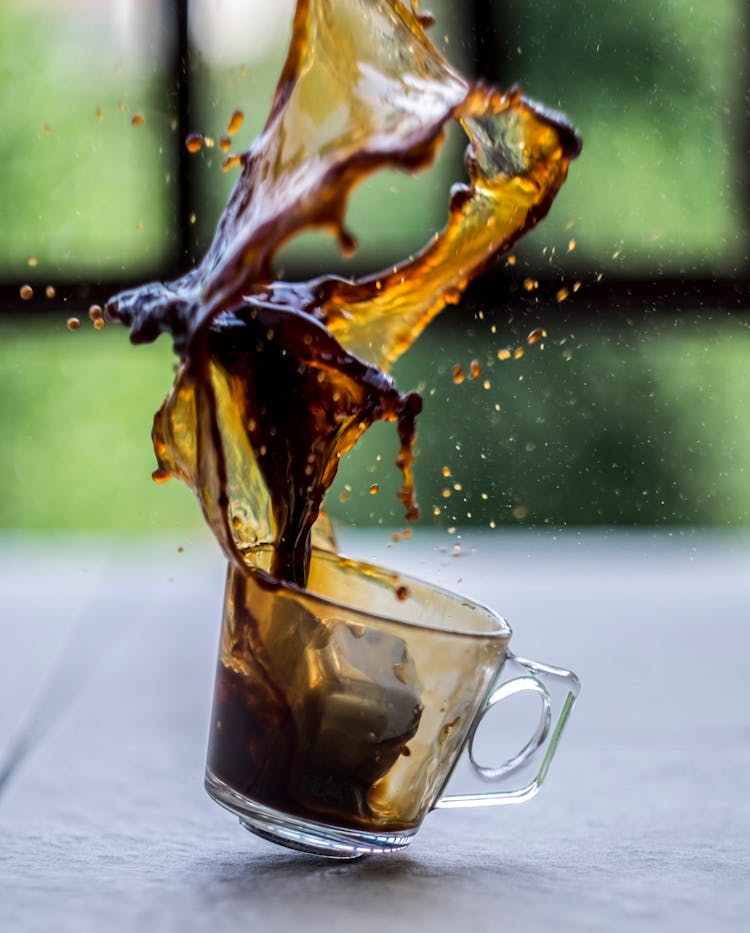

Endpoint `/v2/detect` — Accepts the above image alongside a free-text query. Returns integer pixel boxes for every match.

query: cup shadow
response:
[187,833,562,913]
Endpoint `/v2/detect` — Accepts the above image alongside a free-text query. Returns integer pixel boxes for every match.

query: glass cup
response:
[205,547,579,858]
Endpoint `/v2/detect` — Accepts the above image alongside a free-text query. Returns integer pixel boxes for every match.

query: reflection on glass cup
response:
[205,548,579,858]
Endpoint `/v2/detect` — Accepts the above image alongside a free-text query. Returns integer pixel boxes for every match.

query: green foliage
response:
[0,2,174,275]
[493,0,744,272]
[327,309,750,529]
[0,317,198,535]
[0,0,744,278]
[2,311,748,534]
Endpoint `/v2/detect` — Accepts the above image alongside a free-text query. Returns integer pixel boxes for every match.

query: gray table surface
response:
[1,528,748,932]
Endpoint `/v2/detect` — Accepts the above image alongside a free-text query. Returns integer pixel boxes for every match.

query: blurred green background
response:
[1,0,748,535]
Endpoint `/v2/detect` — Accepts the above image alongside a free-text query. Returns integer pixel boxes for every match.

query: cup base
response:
[205,769,416,858]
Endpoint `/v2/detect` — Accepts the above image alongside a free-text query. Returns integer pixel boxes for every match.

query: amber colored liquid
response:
[208,555,424,831]
[107,0,579,826]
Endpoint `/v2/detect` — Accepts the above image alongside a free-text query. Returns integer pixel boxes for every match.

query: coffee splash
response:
[108,0,580,586]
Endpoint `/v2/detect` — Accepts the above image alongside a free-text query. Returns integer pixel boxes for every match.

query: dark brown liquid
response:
[207,557,425,831]
[107,0,580,832]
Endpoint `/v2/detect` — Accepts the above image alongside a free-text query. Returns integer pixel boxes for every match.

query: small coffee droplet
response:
[497,348,511,361]
[66,317,80,331]
[369,483,379,495]
[93,317,105,330]
[556,287,570,303]
[27,256,38,268]
[513,346,525,360]
[45,285,56,299]
[19,284,33,301]
[469,359,481,379]
[131,113,145,127]
[227,109,244,135]
[219,135,232,152]
[451,364,464,384]
[88,304,103,321]
[395,585,409,601]
[185,133,203,153]
[222,154,241,172]
[527,327,547,345]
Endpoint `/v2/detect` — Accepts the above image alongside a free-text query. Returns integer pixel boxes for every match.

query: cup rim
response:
[242,546,513,641]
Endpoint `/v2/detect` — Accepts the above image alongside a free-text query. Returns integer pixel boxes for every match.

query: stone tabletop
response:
[1,528,748,932]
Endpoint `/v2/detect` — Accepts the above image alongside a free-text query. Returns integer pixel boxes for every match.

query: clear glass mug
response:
[205,547,580,858]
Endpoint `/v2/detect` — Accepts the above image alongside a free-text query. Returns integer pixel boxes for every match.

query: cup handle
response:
[436,651,580,808]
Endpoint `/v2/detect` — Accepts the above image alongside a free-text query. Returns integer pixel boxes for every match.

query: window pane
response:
[0,0,177,278]
[491,0,746,275]
[2,310,749,533]
[327,310,750,529]
[186,0,470,273]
